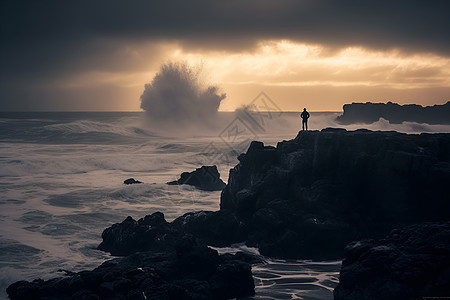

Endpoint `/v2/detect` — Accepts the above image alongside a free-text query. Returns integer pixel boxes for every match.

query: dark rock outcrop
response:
[97,212,176,256]
[334,222,450,300]
[97,211,250,256]
[172,210,247,247]
[124,178,142,184]
[336,101,450,124]
[220,129,450,259]
[167,165,226,191]
[7,236,255,300]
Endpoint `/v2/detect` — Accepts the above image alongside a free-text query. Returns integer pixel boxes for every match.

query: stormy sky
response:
[1,0,449,111]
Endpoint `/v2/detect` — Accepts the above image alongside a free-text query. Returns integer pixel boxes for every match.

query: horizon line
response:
[0,110,343,113]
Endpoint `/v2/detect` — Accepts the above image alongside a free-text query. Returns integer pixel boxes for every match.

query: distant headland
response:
[336,101,450,125]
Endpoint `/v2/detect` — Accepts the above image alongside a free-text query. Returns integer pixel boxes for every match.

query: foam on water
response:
[213,244,340,299]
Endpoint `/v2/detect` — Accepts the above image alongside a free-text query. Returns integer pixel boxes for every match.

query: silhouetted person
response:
[301,108,310,130]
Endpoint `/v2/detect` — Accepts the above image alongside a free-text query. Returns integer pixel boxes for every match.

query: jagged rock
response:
[336,101,450,124]
[334,222,450,300]
[7,236,255,300]
[97,211,248,255]
[220,129,450,259]
[167,165,226,191]
[97,212,178,256]
[124,178,142,184]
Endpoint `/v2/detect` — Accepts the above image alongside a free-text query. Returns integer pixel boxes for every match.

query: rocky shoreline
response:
[7,129,450,299]
[7,227,257,300]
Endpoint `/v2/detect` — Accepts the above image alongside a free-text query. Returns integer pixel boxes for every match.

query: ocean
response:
[1,111,449,299]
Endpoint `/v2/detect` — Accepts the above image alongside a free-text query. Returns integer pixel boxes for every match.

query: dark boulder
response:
[167,165,226,191]
[221,129,450,259]
[97,211,248,255]
[97,212,179,256]
[123,178,142,184]
[7,236,255,300]
[334,222,450,300]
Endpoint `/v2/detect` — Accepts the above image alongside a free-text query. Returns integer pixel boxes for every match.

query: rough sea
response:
[1,111,449,299]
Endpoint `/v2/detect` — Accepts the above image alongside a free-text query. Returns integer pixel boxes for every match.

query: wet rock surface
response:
[7,235,255,300]
[334,222,450,300]
[97,212,176,256]
[95,209,261,253]
[167,165,226,191]
[124,178,143,184]
[97,211,248,256]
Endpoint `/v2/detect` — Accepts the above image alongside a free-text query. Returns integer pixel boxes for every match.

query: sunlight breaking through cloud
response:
[49,40,450,111]
[172,40,450,89]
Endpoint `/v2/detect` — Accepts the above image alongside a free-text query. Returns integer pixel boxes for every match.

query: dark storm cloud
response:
[1,0,449,110]
[2,0,449,53]
[2,0,449,79]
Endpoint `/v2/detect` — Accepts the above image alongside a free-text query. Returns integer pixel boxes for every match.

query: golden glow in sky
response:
[62,40,450,111]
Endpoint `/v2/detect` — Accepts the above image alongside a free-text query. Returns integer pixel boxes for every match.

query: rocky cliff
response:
[220,128,450,259]
[336,101,450,124]
[98,129,450,261]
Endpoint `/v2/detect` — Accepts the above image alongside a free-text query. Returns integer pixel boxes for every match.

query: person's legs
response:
[305,120,308,131]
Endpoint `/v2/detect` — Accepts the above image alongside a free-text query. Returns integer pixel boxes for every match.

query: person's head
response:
[303,108,306,111]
